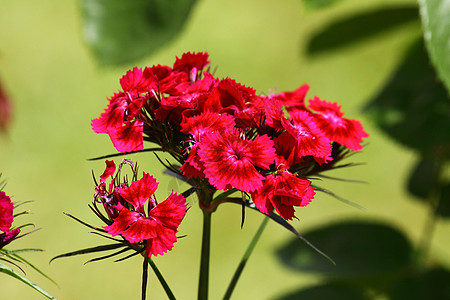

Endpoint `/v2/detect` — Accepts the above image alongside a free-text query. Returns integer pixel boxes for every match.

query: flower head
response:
[198,130,276,192]
[90,52,369,222]
[0,191,14,232]
[251,172,315,220]
[308,97,369,151]
[98,160,187,257]
[0,191,20,249]
[91,67,157,152]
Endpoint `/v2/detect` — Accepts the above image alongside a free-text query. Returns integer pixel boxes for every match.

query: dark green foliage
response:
[306,5,419,55]
[81,0,198,65]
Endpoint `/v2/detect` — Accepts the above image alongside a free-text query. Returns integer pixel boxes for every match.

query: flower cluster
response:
[0,191,20,249]
[92,52,368,221]
[94,160,187,257]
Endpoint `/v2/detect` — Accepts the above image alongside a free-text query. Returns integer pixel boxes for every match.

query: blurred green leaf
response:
[407,157,439,199]
[0,263,55,299]
[365,38,450,158]
[302,0,343,11]
[306,5,419,55]
[407,158,450,218]
[389,267,450,300]
[279,282,368,300]
[419,0,450,93]
[81,0,198,65]
[276,221,412,278]
[437,182,450,218]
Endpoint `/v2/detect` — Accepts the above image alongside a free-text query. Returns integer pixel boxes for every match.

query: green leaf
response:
[407,158,439,199]
[419,0,450,92]
[302,0,343,11]
[306,5,419,55]
[389,267,450,300]
[81,0,198,65]
[365,38,450,158]
[226,197,335,266]
[0,262,55,299]
[148,258,176,300]
[312,185,366,211]
[13,254,58,286]
[223,217,269,300]
[84,247,131,264]
[276,221,413,278]
[279,282,368,300]
[437,182,450,218]
[50,243,125,263]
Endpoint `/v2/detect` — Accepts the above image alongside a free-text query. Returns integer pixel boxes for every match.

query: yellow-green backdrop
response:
[0,0,448,299]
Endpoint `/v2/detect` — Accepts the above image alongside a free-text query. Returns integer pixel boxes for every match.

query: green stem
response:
[148,258,176,300]
[198,209,212,300]
[223,216,269,300]
[142,257,149,300]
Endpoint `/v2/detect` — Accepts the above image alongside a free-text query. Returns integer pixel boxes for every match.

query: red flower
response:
[251,172,315,220]
[274,84,310,113]
[308,97,369,151]
[0,78,12,133]
[155,72,218,122]
[180,111,236,178]
[99,160,116,185]
[0,191,20,248]
[198,130,276,192]
[103,172,187,257]
[201,78,255,115]
[91,67,157,152]
[0,191,14,232]
[0,228,20,249]
[279,110,333,164]
[173,52,210,81]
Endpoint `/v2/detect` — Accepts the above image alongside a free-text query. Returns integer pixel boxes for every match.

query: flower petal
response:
[0,191,14,232]
[150,192,187,231]
[118,173,158,210]
[199,131,274,192]
[100,160,116,185]
[145,226,178,257]
[309,97,369,151]
[104,210,158,244]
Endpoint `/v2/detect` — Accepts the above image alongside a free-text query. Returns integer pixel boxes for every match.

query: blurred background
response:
[0,0,449,299]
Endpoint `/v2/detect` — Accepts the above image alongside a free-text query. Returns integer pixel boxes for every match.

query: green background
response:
[0,0,448,299]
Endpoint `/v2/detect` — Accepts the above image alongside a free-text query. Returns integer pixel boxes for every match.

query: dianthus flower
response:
[91,67,157,152]
[308,96,369,151]
[198,130,276,192]
[251,171,315,220]
[180,111,236,178]
[98,160,187,257]
[91,52,369,222]
[0,191,20,249]
[280,110,333,164]
[0,191,14,232]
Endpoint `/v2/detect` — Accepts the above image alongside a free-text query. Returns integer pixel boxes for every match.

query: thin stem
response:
[416,156,443,268]
[148,258,176,300]
[198,210,212,300]
[417,187,441,268]
[142,257,149,300]
[223,216,269,300]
